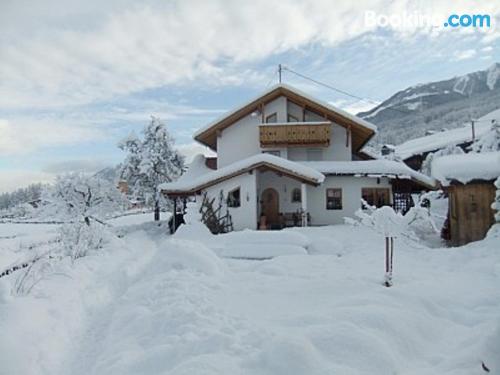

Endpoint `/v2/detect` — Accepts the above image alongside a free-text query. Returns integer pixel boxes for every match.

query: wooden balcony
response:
[259,122,331,148]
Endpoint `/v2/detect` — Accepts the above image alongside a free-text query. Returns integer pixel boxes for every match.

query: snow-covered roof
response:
[394,108,500,160]
[160,153,325,194]
[193,83,377,152]
[431,151,500,185]
[301,160,437,188]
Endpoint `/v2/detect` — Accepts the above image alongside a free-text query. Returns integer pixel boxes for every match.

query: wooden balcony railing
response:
[259,122,331,147]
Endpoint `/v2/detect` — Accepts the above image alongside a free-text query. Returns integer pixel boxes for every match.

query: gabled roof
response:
[300,160,437,189]
[431,151,500,186]
[194,83,377,152]
[160,154,325,195]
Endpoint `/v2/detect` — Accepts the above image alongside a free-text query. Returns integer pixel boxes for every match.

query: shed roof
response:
[431,151,500,186]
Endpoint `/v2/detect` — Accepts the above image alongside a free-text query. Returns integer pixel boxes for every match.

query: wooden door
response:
[261,188,279,225]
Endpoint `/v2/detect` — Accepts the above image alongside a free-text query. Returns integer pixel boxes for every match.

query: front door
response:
[261,188,279,225]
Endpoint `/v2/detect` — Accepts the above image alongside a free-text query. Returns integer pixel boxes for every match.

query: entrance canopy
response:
[160,153,325,197]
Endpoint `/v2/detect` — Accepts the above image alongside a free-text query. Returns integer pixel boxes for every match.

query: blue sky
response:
[0,0,499,192]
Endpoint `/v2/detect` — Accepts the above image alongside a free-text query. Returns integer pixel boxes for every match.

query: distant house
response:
[392,108,500,171]
[161,84,435,231]
[432,152,500,246]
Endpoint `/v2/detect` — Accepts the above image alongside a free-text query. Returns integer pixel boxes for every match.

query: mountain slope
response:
[358,63,500,145]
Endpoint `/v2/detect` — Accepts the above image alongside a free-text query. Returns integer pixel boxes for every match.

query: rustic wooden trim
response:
[194,86,376,151]
[259,123,331,147]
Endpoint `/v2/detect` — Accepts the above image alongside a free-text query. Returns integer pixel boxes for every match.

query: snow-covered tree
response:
[471,119,500,153]
[47,173,126,225]
[118,131,143,201]
[45,173,126,259]
[119,117,184,220]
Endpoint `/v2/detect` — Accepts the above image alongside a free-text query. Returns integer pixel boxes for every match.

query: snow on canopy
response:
[431,151,500,185]
[300,159,437,188]
[394,108,500,160]
[159,153,325,193]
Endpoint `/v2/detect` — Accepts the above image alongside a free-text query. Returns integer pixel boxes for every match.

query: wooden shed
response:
[445,181,496,246]
[432,152,500,247]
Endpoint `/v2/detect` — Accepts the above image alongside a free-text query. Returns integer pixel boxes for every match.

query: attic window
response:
[287,114,299,122]
[227,187,241,207]
[265,113,277,123]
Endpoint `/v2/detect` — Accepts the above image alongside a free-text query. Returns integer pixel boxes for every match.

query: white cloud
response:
[452,49,477,61]
[0,118,105,156]
[2,0,498,110]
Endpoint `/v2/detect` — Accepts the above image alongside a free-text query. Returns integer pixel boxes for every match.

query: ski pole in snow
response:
[384,236,394,287]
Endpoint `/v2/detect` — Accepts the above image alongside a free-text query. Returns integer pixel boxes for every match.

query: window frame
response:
[326,188,342,210]
[291,187,302,203]
[287,113,299,123]
[265,113,278,123]
[227,187,241,208]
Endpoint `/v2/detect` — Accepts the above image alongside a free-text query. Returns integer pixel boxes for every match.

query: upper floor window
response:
[326,188,342,210]
[307,148,323,161]
[362,188,390,208]
[227,187,241,207]
[265,113,277,123]
[291,188,301,203]
[287,114,299,122]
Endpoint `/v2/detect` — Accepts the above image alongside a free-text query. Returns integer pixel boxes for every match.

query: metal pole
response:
[471,120,476,142]
[278,64,282,83]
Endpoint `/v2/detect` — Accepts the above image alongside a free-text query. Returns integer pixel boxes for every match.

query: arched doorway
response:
[261,188,279,226]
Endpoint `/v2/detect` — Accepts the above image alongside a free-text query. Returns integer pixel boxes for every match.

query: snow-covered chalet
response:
[161,84,436,231]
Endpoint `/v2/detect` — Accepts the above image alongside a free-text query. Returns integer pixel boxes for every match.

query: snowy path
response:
[1,225,499,374]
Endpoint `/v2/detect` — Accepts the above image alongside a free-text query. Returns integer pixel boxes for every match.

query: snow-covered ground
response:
[1,219,499,374]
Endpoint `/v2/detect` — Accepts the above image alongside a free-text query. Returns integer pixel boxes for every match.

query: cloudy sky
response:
[1,0,499,192]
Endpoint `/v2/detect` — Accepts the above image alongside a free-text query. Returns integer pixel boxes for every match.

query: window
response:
[291,188,301,203]
[307,148,323,161]
[263,150,280,157]
[227,187,241,207]
[362,188,390,208]
[304,109,320,122]
[326,188,342,210]
[287,113,299,122]
[265,113,277,123]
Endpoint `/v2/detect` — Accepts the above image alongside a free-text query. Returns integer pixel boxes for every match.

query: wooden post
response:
[384,236,394,287]
[301,183,307,227]
[171,198,177,234]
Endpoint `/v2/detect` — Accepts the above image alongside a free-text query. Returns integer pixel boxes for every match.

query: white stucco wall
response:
[305,176,392,225]
[201,171,258,231]
[257,170,303,215]
[198,171,392,231]
[216,95,353,167]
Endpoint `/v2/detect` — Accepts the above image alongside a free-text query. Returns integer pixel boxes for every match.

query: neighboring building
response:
[393,108,500,171]
[161,84,436,231]
[432,152,500,246]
